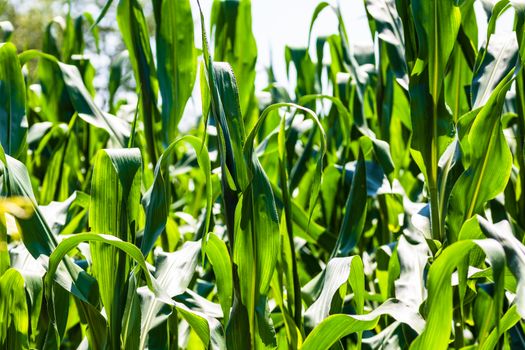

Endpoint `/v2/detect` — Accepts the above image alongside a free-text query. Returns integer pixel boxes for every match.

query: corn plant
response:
[1,0,525,349]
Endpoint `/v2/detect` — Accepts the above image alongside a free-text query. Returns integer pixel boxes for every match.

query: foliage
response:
[0,0,525,349]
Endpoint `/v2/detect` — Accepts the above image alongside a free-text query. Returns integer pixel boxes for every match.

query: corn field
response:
[1,0,525,348]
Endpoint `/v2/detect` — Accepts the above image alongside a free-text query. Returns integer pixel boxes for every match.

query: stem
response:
[453,305,464,348]
[515,70,525,232]
[378,196,390,245]
[0,215,8,276]
[429,180,441,242]
[438,147,454,240]
[279,156,302,328]
[429,91,442,242]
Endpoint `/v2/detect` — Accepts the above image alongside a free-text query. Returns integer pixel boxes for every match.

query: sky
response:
[250,0,371,85]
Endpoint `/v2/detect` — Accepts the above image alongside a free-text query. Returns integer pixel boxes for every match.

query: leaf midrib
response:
[476,38,513,108]
[465,113,500,220]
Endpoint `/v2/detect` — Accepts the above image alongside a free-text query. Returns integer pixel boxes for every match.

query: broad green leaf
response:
[409,0,461,241]
[394,235,429,307]
[238,104,326,344]
[0,154,97,299]
[0,154,104,350]
[411,0,461,102]
[89,148,142,349]
[19,51,131,147]
[471,33,518,109]
[477,217,525,318]
[155,0,197,146]
[141,136,212,256]
[232,185,278,348]
[211,0,257,123]
[9,244,45,346]
[155,241,200,298]
[45,233,161,299]
[302,299,425,350]
[285,47,318,98]
[411,239,506,350]
[445,44,473,123]
[448,67,516,239]
[331,150,367,256]
[196,4,252,347]
[0,43,27,160]
[365,0,408,89]
[304,256,364,328]
[0,268,29,349]
[136,287,221,349]
[481,305,521,350]
[44,233,169,348]
[250,102,326,230]
[117,0,160,163]
[205,233,233,325]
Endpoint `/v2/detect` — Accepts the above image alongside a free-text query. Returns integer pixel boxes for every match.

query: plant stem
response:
[429,173,442,243]
[280,158,302,328]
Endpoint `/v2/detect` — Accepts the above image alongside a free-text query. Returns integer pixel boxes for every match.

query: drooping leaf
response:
[365,0,408,89]
[448,65,516,239]
[19,51,131,147]
[304,256,364,328]
[302,299,425,350]
[412,239,506,350]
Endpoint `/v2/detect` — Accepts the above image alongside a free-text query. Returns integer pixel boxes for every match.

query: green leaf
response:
[117,0,160,164]
[0,268,29,349]
[477,217,525,318]
[45,233,160,299]
[411,239,506,350]
[89,148,142,349]
[197,4,253,347]
[304,256,364,328]
[211,0,257,122]
[302,299,425,350]
[448,66,516,239]
[155,0,197,146]
[0,43,27,160]
[365,0,408,89]
[0,153,104,350]
[44,233,169,348]
[9,244,45,346]
[141,135,212,256]
[481,305,521,350]
[331,150,367,256]
[409,0,461,241]
[155,241,201,298]
[19,51,131,147]
[411,0,461,102]
[205,233,233,325]
[471,33,518,109]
